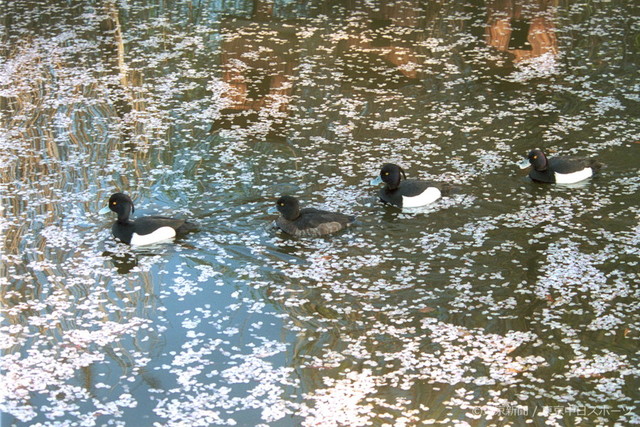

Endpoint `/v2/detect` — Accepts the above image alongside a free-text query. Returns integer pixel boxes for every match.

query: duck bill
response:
[518,158,531,169]
[370,175,383,185]
[98,206,111,215]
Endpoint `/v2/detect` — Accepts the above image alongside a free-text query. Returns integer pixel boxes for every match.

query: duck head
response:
[276,195,301,221]
[100,192,135,223]
[370,163,407,190]
[519,149,548,171]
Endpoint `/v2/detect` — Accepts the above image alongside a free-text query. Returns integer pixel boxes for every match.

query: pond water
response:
[1,0,639,425]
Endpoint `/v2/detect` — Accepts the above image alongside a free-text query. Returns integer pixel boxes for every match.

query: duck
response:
[274,195,356,237]
[99,192,197,245]
[518,149,602,184]
[370,163,454,208]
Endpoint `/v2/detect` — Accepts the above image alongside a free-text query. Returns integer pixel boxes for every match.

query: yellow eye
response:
[384,172,389,175]
[112,201,117,205]
[279,202,284,206]
[533,155,537,159]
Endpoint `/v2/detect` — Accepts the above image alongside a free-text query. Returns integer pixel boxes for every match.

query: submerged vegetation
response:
[1,0,639,425]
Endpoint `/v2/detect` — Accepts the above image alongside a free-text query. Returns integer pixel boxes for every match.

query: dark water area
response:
[1,0,639,425]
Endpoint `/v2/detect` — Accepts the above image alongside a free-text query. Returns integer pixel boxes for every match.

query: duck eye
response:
[384,172,389,176]
[279,202,284,206]
[112,201,117,205]
[533,155,537,159]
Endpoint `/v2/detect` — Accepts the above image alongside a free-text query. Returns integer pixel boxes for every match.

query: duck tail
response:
[440,183,458,196]
[178,220,199,233]
[589,159,604,173]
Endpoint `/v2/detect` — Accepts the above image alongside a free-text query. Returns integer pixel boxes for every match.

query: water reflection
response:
[103,250,139,274]
[213,16,297,137]
[486,0,558,62]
